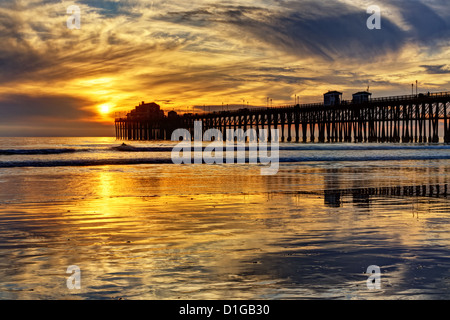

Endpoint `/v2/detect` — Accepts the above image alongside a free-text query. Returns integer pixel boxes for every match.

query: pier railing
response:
[116,91,450,120]
[185,91,450,117]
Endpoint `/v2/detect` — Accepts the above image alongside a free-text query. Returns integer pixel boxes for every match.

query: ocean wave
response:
[3,144,448,156]
[277,144,450,151]
[0,148,90,155]
[2,154,450,167]
[0,158,173,167]
[111,145,173,152]
[279,154,450,162]
[111,143,450,152]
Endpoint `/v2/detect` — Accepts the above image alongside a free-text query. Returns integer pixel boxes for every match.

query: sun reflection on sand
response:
[1,161,450,299]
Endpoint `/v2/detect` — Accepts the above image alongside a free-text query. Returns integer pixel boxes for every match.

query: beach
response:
[1,137,450,299]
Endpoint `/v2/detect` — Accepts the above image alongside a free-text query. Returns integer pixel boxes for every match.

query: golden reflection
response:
[1,163,450,299]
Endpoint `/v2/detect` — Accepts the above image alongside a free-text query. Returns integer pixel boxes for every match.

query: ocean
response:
[1,137,450,299]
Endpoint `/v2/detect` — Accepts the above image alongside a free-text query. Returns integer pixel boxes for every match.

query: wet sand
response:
[1,161,450,299]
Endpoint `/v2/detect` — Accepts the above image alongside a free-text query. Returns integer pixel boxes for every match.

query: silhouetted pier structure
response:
[115,101,182,140]
[115,91,450,143]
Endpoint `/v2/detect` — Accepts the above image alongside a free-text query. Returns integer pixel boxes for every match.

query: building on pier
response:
[127,101,164,120]
[352,91,372,104]
[114,102,183,140]
[324,91,343,106]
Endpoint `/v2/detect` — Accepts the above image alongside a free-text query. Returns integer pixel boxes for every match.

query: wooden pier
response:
[115,91,450,143]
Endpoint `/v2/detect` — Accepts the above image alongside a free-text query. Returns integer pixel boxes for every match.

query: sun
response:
[98,104,111,115]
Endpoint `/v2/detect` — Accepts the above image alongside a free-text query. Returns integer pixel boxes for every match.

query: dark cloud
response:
[0,2,183,85]
[0,28,178,85]
[160,0,450,62]
[243,74,312,84]
[0,93,95,121]
[421,65,450,74]
[394,0,450,45]
[238,11,404,61]
[255,66,306,73]
[0,122,114,137]
[0,9,49,83]
[0,94,115,137]
[160,2,406,61]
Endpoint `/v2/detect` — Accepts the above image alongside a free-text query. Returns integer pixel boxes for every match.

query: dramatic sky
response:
[1,0,450,136]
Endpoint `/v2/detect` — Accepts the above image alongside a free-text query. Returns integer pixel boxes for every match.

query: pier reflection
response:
[262,163,450,208]
[324,184,450,208]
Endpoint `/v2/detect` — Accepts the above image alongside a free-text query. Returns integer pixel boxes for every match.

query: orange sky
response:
[1,0,450,136]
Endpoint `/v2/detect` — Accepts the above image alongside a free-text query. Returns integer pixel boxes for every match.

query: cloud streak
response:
[421,65,450,74]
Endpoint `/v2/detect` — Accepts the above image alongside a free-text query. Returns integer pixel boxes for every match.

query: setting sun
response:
[99,104,111,115]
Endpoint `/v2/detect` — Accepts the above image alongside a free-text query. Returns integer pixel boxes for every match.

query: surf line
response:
[170,121,279,175]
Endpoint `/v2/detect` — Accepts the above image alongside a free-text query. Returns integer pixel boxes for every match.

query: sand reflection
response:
[0,162,450,299]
